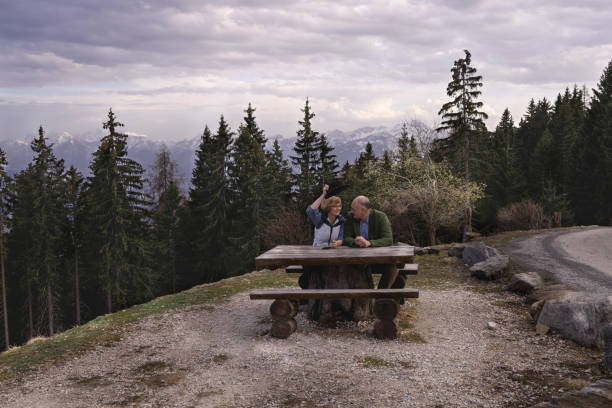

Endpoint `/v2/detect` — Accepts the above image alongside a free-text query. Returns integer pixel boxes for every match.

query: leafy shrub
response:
[496,199,551,231]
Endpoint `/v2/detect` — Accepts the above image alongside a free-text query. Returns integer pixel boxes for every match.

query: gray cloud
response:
[0,0,611,140]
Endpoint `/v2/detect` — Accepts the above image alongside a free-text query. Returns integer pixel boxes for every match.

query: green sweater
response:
[343,209,393,247]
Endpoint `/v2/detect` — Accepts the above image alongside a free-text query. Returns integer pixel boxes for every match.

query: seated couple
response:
[305,184,398,289]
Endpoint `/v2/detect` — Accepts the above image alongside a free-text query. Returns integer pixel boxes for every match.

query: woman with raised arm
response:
[306,184,345,247]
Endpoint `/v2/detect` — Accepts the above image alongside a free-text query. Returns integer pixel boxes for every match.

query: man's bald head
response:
[351,195,371,221]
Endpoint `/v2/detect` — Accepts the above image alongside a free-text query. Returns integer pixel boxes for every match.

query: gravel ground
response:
[0,283,603,408]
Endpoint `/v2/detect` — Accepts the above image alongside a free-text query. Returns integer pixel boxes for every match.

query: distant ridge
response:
[0,122,429,181]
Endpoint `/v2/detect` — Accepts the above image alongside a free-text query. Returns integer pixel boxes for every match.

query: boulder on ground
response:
[505,272,543,294]
[447,244,466,258]
[531,378,612,408]
[469,255,509,280]
[536,293,612,348]
[414,247,440,255]
[462,242,499,266]
[526,284,574,305]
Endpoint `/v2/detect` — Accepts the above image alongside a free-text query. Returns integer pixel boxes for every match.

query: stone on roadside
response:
[414,247,440,255]
[505,272,543,294]
[530,299,546,321]
[462,242,499,266]
[536,293,612,348]
[447,244,466,258]
[469,255,509,280]
[604,323,612,371]
[526,284,574,305]
[531,378,612,408]
[487,321,498,330]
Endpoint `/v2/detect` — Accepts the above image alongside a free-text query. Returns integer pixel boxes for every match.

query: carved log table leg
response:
[270,299,298,339]
[373,298,400,339]
[306,264,373,324]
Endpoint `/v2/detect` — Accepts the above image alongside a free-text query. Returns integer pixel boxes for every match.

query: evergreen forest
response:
[1,55,612,350]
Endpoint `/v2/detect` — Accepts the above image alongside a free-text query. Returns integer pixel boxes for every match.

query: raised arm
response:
[306,184,329,225]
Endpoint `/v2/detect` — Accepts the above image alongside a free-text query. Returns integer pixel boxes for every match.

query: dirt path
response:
[504,227,612,294]
[0,284,600,408]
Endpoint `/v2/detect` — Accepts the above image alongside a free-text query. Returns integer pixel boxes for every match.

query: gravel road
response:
[504,227,612,294]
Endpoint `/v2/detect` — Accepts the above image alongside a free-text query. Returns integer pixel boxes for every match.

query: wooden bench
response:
[250,288,419,339]
[285,263,418,275]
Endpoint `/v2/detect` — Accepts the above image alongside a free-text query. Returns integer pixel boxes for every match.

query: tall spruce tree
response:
[83,109,152,313]
[229,104,267,271]
[436,49,488,182]
[317,134,338,186]
[264,139,293,213]
[0,148,10,348]
[291,98,321,205]
[188,116,234,282]
[149,146,182,294]
[64,166,84,325]
[573,60,612,224]
[30,127,66,336]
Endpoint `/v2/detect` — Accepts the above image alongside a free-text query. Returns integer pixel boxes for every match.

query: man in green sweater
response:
[344,195,397,289]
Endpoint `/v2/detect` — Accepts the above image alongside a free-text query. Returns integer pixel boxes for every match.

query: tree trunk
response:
[27,283,33,339]
[306,264,373,324]
[0,227,9,349]
[47,263,54,336]
[74,247,80,325]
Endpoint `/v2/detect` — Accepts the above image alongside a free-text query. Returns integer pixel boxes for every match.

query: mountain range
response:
[0,123,417,182]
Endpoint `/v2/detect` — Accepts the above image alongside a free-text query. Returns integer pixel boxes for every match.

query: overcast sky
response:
[1,0,611,142]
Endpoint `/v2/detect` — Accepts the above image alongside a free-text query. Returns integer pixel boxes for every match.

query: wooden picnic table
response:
[255,245,415,323]
[254,245,415,268]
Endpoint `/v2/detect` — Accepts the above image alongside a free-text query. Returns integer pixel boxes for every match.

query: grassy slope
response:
[0,227,585,382]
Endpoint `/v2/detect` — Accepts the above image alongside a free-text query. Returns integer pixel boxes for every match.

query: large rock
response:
[462,242,499,266]
[531,378,612,407]
[526,284,574,305]
[506,272,543,294]
[536,293,612,348]
[469,255,509,280]
[604,324,612,371]
[447,244,466,258]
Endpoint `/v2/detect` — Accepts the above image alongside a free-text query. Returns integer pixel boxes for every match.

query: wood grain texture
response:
[250,288,419,300]
[255,245,414,268]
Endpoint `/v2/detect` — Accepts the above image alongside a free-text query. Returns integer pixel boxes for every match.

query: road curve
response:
[504,227,612,294]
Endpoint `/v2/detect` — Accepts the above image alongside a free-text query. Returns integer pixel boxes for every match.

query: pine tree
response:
[436,49,488,182]
[30,126,66,336]
[572,60,612,224]
[264,139,293,212]
[188,116,234,282]
[9,166,37,338]
[64,166,84,325]
[0,148,10,349]
[229,104,267,271]
[317,134,338,186]
[149,144,178,202]
[82,109,152,313]
[291,98,321,205]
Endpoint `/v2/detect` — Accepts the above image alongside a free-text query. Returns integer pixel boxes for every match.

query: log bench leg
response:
[270,299,298,339]
[373,298,400,339]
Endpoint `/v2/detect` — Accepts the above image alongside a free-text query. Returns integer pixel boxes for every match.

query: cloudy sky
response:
[1,0,611,142]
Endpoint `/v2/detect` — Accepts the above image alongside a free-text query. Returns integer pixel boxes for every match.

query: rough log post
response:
[373,298,400,339]
[270,299,298,320]
[373,299,400,321]
[373,319,398,339]
[271,318,297,339]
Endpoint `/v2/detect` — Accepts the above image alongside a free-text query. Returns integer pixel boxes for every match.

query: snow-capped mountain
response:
[0,122,430,180]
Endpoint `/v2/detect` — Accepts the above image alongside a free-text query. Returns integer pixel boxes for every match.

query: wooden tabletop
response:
[255,245,415,268]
